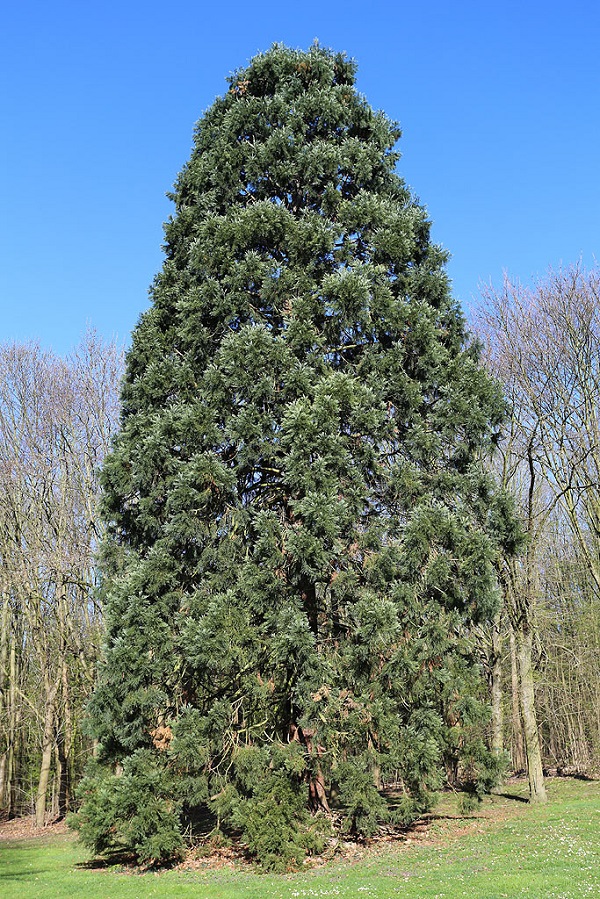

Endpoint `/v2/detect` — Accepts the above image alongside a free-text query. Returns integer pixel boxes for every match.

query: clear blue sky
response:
[2,0,598,354]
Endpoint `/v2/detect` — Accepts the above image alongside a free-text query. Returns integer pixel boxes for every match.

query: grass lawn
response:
[1,778,598,899]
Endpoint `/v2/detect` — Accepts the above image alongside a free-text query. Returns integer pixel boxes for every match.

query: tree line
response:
[0,335,122,825]
[2,270,596,833]
[475,265,600,794]
[0,274,600,844]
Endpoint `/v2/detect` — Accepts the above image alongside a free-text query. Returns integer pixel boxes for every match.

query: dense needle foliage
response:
[74,44,510,868]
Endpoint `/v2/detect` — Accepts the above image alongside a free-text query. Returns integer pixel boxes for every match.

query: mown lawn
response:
[1,778,598,899]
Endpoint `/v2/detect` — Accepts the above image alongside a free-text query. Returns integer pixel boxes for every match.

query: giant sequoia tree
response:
[75,45,510,867]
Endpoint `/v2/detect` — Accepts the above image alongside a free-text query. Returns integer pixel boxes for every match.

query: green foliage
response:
[459,738,510,809]
[70,753,184,866]
[457,791,481,815]
[78,43,510,867]
[333,756,388,837]
[223,743,328,871]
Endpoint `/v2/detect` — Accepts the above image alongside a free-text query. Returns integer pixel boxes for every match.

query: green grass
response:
[1,778,599,898]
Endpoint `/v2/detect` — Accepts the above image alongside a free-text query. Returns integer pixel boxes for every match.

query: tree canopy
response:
[74,44,510,869]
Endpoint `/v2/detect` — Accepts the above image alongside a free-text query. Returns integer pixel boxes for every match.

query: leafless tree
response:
[0,334,122,824]
[475,264,600,796]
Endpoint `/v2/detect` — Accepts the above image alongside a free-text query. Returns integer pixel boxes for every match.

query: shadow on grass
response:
[0,870,48,879]
[76,859,184,875]
[425,813,474,820]
[75,851,142,871]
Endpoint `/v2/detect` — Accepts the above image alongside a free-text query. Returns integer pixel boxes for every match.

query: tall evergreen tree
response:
[74,44,510,868]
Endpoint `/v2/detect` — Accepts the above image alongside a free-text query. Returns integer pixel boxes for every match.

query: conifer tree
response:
[74,44,511,868]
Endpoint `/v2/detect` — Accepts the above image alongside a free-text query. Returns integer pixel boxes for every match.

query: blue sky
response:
[2,0,598,354]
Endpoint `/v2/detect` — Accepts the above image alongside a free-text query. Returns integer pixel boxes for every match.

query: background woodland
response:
[1,267,598,828]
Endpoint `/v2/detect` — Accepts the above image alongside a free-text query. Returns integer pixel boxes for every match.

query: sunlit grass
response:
[1,778,598,898]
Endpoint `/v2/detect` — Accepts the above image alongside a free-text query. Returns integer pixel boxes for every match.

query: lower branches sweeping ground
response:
[69,713,506,871]
[2,778,599,898]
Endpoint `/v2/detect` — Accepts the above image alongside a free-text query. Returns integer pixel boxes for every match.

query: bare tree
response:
[0,334,122,824]
[475,264,600,794]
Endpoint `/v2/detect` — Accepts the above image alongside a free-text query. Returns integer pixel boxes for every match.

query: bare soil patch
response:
[0,814,69,842]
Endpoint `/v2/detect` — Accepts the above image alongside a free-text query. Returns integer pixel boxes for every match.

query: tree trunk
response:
[2,631,19,817]
[56,592,72,820]
[308,767,330,812]
[490,612,504,755]
[509,629,526,772]
[56,723,70,819]
[292,723,330,812]
[514,624,546,803]
[35,676,58,827]
[0,754,6,812]
[0,593,9,810]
